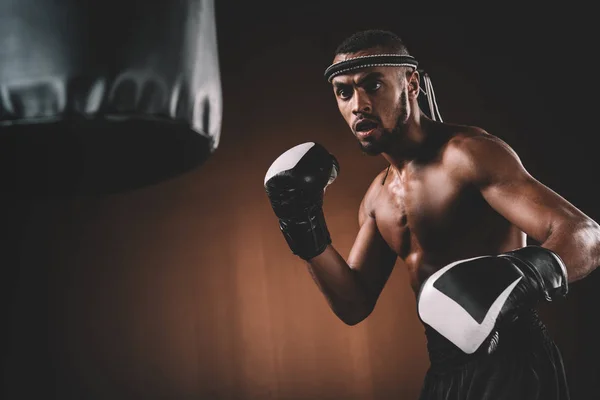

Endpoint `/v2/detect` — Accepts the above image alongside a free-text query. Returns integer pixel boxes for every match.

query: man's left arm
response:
[417,132,600,354]
[460,133,600,283]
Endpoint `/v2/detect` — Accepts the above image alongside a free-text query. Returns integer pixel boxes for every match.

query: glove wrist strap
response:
[500,245,569,301]
[279,204,331,261]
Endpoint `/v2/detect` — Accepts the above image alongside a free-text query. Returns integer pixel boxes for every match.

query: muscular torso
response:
[367,130,526,293]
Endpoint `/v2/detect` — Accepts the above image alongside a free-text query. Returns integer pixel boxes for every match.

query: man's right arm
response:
[264,142,397,325]
[307,193,397,325]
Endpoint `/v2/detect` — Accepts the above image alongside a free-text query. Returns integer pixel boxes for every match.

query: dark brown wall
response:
[2,6,597,400]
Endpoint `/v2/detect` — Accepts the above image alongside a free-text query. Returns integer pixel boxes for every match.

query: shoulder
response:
[441,125,527,185]
[445,126,519,160]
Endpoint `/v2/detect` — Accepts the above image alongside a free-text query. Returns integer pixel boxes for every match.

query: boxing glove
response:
[417,245,568,354]
[264,142,339,260]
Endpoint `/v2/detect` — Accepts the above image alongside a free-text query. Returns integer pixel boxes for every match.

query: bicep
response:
[347,203,397,302]
[469,137,584,243]
[481,173,579,243]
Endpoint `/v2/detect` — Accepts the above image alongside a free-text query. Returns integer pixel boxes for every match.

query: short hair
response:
[334,30,411,56]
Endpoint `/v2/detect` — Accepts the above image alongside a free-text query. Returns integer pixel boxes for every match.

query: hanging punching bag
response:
[0,0,222,194]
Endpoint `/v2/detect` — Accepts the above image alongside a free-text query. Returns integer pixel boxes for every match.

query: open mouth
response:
[355,119,379,138]
[355,119,379,133]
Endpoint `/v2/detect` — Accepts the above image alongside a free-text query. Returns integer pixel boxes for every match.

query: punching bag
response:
[1,1,222,399]
[0,0,222,194]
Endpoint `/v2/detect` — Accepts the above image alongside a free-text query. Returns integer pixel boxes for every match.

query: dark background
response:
[2,4,598,400]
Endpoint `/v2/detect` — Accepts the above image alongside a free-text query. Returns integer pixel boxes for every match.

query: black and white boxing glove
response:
[417,246,568,354]
[264,142,339,261]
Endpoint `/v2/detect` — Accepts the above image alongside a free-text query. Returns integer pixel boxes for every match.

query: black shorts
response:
[419,309,570,400]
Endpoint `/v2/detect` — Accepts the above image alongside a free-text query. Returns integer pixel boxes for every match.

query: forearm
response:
[307,246,372,325]
[542,219,600,282]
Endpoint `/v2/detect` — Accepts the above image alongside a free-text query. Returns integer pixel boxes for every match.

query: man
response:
[264,30,600,399]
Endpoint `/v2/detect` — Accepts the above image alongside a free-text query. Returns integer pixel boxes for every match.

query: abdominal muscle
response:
[377,209,527,294]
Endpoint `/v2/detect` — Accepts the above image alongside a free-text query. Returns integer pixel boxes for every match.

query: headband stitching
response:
[324,54,418,81]
[330,53,412,61]
[327,63,417,81]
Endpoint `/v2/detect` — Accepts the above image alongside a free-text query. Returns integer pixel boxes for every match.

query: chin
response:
[357,131,394,155]
[358,141,384,156]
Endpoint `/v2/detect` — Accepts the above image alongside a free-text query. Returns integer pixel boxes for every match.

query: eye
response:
[364,81,382,93]
[336,87,352,100]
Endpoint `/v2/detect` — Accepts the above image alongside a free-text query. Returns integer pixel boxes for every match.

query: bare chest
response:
[374,166,487,259]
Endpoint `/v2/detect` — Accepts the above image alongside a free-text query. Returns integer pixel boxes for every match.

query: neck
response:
[382,108,433,168]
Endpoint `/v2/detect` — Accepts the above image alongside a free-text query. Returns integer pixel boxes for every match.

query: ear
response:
[407,69,420,99]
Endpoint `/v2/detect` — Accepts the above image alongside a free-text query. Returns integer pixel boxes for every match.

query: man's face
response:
[331,49,415,155]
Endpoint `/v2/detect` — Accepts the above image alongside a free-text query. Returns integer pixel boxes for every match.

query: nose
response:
[351,89,371,115]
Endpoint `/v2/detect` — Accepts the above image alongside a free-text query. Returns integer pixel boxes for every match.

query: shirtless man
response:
[264,30,600,399]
